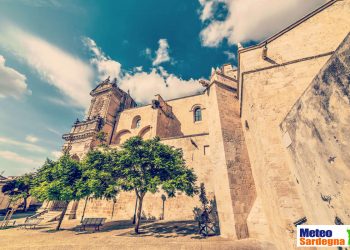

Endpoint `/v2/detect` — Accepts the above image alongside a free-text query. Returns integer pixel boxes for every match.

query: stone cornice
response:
[62,129,97,141]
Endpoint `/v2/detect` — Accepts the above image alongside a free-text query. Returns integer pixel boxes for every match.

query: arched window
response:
[131,115,141,129]
[194,107,202,122]
[136,118,141,128]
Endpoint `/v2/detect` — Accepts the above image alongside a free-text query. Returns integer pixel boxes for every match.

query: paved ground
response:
[0,218,276,250]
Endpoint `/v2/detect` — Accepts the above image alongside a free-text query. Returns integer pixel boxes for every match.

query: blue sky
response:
[0,0,327,176]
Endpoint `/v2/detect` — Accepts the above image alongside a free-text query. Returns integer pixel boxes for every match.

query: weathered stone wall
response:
[112,105,158,144]
[280,33,350,227]
[111,93,208,144]
[167,94,208,136]
[238,0,350,249]
[206,77,256,240]
[155,95,183,138]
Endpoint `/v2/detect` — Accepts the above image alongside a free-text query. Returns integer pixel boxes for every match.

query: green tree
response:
[96,131,108,148]
[31,155,82,230]
[1,173,33,211]
[77,149,120,221]
[114,136,197,234]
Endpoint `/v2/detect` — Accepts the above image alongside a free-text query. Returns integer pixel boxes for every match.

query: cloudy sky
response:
[0,0,327,175]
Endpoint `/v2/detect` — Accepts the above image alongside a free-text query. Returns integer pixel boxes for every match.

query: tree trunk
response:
[23,197,28,212]
[111,198,117,220]
[81,197,88,223]
[134,193,144,234]
[55,201,68,231]
[132,195,138,224]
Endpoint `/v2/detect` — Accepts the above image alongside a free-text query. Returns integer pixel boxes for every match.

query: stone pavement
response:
[0,219,276,250]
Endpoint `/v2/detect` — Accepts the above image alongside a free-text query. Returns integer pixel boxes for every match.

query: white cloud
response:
[199,0,328,46]
[83,38,202,104]
[51,150,62,159]
[44,96,77,108]
[0,136,45,153]
[199,0,215,21]
[145,48,152,56]
[0,55,31,99]
[0,150,43,166]
[224,51,236,60]
[0,22,93,107]
[152,39,171,66]
[25,135,38,143]
[82,37,121,80]
[158,66,169,78]
[133,66,143,72]
[46,127,61,136]
[119,68,203,104]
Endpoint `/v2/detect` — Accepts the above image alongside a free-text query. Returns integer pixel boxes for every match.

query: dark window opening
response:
[194,107,202,122]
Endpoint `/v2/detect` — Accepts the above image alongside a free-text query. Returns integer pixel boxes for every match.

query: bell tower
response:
[62,77,136,160]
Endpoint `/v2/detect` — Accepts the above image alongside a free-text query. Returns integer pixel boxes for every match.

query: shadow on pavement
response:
[117,220,202,238]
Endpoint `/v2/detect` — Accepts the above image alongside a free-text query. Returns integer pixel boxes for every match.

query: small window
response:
[194,107,202,122]
[204,145,210,155]
[131,115,141,129]
[136,119,141,128]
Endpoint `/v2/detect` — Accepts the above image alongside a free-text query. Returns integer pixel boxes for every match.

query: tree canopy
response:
[113,136,198,233]
[1,173,33,211]
[77,149,120,200]
[31,155,82,203]
[29,136,198,232]
[31,154,83,230]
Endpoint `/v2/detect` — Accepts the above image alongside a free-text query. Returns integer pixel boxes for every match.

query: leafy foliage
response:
[77,149,120,200]
[96,131,108,147]
[113,136,198,233]
[30,154,83,230]
[31,155,82,203]
[1,173,33,210]
[115,136,197,197]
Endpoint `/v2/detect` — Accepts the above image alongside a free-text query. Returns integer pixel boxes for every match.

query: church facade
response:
[61,63,255,241]
[57,1,350,249]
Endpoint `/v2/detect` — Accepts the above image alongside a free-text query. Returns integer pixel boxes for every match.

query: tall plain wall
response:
[206,73,257,240]
[281,33,350,227]
[239,0,350,249]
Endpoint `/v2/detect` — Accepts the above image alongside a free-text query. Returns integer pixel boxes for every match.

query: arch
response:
[114,129,132,144]
[189,104,204,112]
[194,107,202,122]
[138,125,151,139]
[131,115,141,129]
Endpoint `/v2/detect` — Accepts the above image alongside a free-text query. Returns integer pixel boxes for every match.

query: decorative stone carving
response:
[93,98,105,114]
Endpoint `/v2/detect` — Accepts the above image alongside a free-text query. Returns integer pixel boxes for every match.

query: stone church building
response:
[55,0,350,248]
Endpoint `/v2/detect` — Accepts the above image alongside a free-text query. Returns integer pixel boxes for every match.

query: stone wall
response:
[167,94,208,136]
[238,0,350,248]
[75,134,214,222]
[155,95,183,138]
[206,75,256,240]
[112,105,158,143]
[111,93,208,143]
[280,33,350,227]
